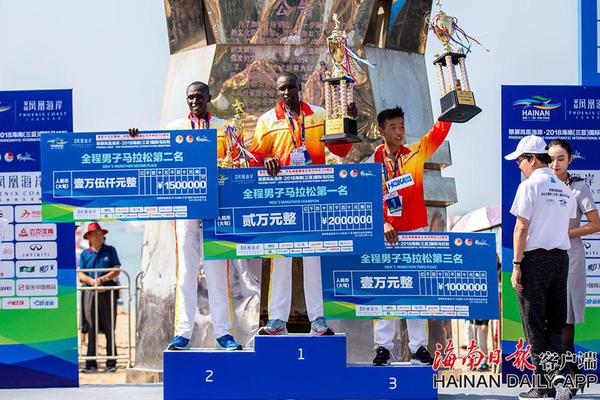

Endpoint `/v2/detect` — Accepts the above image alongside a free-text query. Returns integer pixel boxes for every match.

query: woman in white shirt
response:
[548,139,600,390]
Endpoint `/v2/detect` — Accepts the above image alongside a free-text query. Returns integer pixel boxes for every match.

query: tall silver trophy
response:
[430,2,482,123]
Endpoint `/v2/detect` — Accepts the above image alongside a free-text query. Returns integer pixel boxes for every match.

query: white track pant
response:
[374,227,428,353]
[375,319,428,353]
[268,256,323,322]
[174,219,238,339]
[205,259,234,338]
[174,219,202,339]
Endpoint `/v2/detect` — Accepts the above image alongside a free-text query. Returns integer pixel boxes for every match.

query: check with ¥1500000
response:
[41,130,217,221]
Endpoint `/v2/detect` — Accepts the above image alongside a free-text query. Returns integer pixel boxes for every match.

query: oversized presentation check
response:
[321,232,499,320]
[40,130,217,221]
[203,164,385,259]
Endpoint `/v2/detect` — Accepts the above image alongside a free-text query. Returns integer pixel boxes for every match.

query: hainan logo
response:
[47,138,68,149]
[217,174,229,185]
[559,198,568,207]
[513,96,561,121]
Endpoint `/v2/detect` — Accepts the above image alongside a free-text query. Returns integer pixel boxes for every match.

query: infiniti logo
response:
[30,244,42,251]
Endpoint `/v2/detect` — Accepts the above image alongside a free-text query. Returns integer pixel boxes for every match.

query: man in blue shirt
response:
[78,222,121,373]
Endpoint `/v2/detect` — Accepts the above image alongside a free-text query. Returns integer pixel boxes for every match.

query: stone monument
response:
[128,0,457,381]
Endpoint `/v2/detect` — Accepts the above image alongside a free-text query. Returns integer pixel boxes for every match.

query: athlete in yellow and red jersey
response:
[368,106,451,366]
[249,77,352,169]
[249,72,357,336]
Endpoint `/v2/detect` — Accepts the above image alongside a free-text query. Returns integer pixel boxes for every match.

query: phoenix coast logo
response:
[0,105,11,113]
[513,96,561,121]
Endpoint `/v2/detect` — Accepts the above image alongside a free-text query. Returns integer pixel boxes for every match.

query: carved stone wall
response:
[130,0,458,377]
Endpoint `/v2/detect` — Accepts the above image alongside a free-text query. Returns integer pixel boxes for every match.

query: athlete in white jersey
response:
[131,81,255,350]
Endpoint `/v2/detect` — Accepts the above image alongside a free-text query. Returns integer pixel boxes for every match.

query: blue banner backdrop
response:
[0,89,77,388]
[502,85,600,377]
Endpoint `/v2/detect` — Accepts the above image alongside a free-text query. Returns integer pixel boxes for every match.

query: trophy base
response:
[438,90,482,123]
[432,51,465,66]
[321,133,362,144]
[322,118,361,144]
[322,76,356,84]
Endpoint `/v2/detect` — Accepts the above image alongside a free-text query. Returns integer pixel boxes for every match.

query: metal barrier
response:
[134,270,143,338]
[77,268,133,368]
[453,318,501,374]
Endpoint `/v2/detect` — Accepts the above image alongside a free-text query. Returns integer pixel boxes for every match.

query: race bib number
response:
[384,192,402,217]
[290,146,312,166]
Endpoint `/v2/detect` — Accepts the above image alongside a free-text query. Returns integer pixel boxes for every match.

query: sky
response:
[423,0,578,219]
[0,0,579,221]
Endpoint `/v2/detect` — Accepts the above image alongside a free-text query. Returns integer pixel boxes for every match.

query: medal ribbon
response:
[225,124,257,166]
[429,12,489,54]
[382,147,401,183]
[284,107,305,149]
[189,112,211,130]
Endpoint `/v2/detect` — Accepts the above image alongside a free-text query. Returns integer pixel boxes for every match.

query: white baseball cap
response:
[504,135,548,160]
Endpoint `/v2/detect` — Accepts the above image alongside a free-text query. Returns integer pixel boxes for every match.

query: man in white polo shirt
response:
[505,135,576,400]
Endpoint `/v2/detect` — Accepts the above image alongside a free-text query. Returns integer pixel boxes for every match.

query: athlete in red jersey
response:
[369,106,451,366]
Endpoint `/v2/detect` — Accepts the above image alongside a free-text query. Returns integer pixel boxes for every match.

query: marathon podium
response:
[164,334,436,400]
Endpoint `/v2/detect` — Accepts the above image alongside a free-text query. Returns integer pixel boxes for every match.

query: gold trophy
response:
[219,100,251,168]
[321,14,361,144]
[430,1,482,123]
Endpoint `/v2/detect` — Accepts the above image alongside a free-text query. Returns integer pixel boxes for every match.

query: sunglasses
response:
[516,155,530,166]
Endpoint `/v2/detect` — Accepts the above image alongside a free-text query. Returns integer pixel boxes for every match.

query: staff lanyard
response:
[284,107,305,149]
